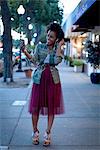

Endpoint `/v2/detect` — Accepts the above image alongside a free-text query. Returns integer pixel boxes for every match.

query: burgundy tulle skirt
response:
[29,65,64,115]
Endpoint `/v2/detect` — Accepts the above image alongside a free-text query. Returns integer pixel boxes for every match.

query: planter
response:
[24,69,33,78]
[73,59,84,72]
[90,73,100,84]
[74,65,83,72]
[67,56,73,67]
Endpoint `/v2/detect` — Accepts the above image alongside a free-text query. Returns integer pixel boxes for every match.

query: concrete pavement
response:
[0,63,100,150]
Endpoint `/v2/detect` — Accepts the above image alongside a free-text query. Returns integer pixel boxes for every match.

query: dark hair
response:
[47,22,64,42]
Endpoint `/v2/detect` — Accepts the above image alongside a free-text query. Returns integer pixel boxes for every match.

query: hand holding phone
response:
[56,39,65,57]
[20,40,25,52]
[58,39,65,47]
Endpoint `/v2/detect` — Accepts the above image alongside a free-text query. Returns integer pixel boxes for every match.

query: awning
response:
[71,0,100,28]
[71,25,94,32]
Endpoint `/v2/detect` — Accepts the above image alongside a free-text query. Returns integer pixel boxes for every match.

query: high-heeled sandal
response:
[43,131,51,146]
[32,130,39,145]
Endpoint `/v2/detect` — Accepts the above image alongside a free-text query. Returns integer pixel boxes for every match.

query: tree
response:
[0,0,13,82]
[84,40,100,84]
[8,0,63,44]
[85,40,100,70]
[0,0,63,82]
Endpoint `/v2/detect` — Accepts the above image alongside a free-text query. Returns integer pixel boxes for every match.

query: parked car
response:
[14,52,26,61]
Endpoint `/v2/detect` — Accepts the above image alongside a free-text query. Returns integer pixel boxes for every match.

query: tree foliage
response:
[8,0,63,26]
[7,0,63,43]
[85,40,100,69]
[0,0,63,81]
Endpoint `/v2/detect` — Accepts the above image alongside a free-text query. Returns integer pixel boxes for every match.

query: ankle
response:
[46,129,51,134]
[34,128,39,133]
[43,131,51,146]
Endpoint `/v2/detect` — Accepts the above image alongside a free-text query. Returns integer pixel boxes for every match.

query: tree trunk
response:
[1,0,13,82]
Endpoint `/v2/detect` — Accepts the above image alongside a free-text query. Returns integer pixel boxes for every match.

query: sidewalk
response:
[0,63,100,150]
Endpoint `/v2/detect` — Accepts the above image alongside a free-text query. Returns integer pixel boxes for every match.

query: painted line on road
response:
[0,146,9,149]
[12,101,27,106]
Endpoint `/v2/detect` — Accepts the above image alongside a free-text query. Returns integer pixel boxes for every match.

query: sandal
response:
[32,130,39,145]
[43,131,51,146]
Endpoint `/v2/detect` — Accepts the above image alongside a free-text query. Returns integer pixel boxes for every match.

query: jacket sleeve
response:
[48,53,63,65]
[53,46,64,65]
[54,55,63,65]
[30,44,39,63]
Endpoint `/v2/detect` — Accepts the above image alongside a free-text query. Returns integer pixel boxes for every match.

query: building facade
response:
[62,0,100,75]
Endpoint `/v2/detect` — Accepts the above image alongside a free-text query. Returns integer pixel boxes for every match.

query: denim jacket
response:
[31,43,63,84]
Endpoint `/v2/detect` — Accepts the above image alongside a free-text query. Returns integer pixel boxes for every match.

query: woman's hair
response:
[47,22,64,42]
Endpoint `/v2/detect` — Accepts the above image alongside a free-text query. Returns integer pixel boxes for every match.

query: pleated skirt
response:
[29,65,64,115]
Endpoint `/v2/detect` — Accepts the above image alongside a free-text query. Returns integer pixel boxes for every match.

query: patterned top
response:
[30,43,63,65]
[31,43,63,84]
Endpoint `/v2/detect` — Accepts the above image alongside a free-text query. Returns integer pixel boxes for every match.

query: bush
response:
[84,40,100,69]
[73,59,84,66]
[67,56,74,66]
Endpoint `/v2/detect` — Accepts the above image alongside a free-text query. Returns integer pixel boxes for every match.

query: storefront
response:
[71,0,100,43]
[62,0,100,75]
[72,0,100,75]
[72,0,100,30]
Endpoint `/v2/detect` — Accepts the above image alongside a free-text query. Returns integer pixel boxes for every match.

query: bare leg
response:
[47,114,54,133]
[32,112,40,145]
[32,112,40,132]
[43,114,54,146]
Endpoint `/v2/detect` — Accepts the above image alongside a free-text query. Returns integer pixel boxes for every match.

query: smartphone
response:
[20,40,25,51]
[57,30,64,43]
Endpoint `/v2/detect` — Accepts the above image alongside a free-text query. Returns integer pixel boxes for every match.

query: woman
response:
[21,22,65,146]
